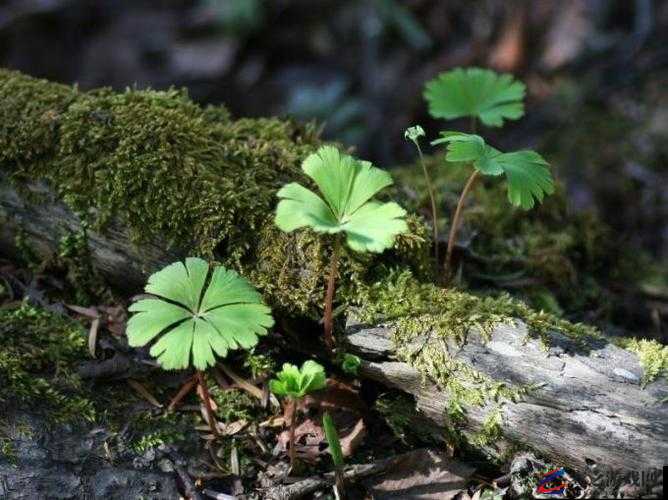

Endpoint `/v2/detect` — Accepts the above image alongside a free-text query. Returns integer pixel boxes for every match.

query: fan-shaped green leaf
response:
[126,258,273,371]
[424,67,525,127]
[434,132,554,209]
[275,145,408,253]
[269,360,327,399]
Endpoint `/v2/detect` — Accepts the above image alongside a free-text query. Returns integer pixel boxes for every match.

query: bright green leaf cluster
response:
[424,67,525,127]
[432,132,554,209]
[126,257,274,371]
[275,145,409,253]
[341,353,361,376]
[269,360,327,399]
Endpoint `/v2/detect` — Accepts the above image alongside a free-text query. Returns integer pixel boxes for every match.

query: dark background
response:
[1,0,667,263]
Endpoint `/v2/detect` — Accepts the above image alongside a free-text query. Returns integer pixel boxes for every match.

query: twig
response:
[218,362,264,400]
[168,374,198,411]
[127,379,163,408]
[197,371,219,437]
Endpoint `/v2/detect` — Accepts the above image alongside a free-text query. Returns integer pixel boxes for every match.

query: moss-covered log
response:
[1,70,666,475]
[0,69,427,315]
[346,315,667,473]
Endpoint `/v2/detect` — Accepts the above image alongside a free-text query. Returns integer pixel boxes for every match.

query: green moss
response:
[615,338,668,386]
[0,69,319,267]
[126,411,194,454]
[0,70,76,165]
[0,303,96,423]
[209,386,257,423]
[374,392,414,441]
[0,69,429,316]
[243,350,275,379]
[470,407,504,447]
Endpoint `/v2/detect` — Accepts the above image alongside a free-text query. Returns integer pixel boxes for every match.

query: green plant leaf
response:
[269,360,327,399]
[341,353,361,376]
[434,132,554,209]
[126,258,273,371]
[424,67,525,127]
[322,412,344,468]
[275,145,408,253]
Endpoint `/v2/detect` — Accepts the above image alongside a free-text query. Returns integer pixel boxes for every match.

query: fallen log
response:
[344,313,667,474]
[1,70,666,477]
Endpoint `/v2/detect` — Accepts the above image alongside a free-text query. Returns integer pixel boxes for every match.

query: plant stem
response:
[323,238,341,350]
[443,115,479,281]
[197,370,219,437]
[444,169,479,280]
[288,397,298,467]
[416,141,439,274]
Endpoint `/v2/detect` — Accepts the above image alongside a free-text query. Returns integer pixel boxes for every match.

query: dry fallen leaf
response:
[339,417,366,458]
[259,415,285,428]
[363,449,475,499]
[301,378,366,414]
[277,417,325,463]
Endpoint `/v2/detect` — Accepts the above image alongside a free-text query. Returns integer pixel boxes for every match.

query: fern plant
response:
[275,145,408,349]
[126,257,274,435]
[270,360,327,466]
[422,67,554,278]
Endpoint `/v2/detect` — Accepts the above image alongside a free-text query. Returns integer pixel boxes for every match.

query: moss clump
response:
[209,387,257,423]
[0,70,76,165]
[126,411,194,454]
[0,69,320,266]
[614,338,668,386]
[0,303,96,423]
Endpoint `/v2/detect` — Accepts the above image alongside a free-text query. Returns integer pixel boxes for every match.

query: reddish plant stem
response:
[167,374,197,411]
[197,370,219,437]
[288,397,298,467]
[323,239,341,351]
[444,169,479,280]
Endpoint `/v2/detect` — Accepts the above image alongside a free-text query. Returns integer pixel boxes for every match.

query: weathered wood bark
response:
[345,314,668,473]
[0,173,178,290]
[1,175,666,475]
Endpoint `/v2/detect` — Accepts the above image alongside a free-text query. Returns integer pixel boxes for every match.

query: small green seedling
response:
[432,131,554,272]
[405,125,439,272]
[270,360,327,466]
[323,411,346,496]
[126,257,274,436]
[275,145,408,349]
[422,67,554,278]
[340,353,361,377]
